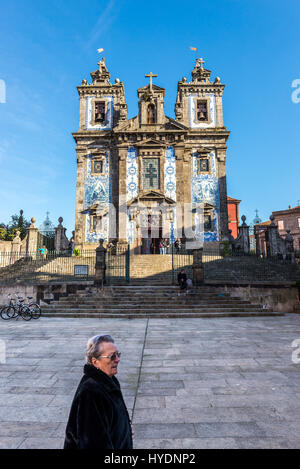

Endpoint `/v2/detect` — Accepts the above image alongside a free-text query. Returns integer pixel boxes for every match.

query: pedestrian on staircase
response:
[64,334,133,449]
[159,240,163,254]
[39,245,47,260]
[178,268,187,293]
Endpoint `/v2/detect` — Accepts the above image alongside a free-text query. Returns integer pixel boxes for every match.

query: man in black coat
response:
[178,268,187,291]
[64,334,133,449]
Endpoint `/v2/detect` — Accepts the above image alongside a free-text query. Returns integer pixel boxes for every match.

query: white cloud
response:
[85,0,120,49]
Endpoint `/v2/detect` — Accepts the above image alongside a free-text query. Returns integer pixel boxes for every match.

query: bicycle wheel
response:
[21,307,32,321]
[28,303,41,319]
[1,306,16,320]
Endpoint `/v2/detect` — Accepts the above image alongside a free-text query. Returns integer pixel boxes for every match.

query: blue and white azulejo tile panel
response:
[126,147,138,202]
[164,146,176,201]
[189,94,216,129]
[84,152,111,242]
[86,96,113,130]
[191,150,220,242]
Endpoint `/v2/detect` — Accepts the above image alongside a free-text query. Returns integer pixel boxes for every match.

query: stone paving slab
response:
[0,315,300,449]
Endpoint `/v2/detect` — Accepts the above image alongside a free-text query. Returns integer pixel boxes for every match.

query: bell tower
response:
[73,57,128,247]
[138,72,165,126]
[174,58,230,242]
[174,57,225,129]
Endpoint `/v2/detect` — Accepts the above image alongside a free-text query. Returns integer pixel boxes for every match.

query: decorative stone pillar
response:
[26,218,38,257]
[95,239,107,287]
[175,145,189,242]
[192,247,204,285]
[118,147,128,245]
[11,230,22,253]
[74,152,85,248]
[55,217,69,251]
[216,149,228,241]
[266,215,285,257]
[285,229,295,263]
[233,215,250,254]
[215,92,224,128]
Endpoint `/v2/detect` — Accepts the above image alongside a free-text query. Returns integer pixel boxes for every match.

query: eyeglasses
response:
[98,351,121,361]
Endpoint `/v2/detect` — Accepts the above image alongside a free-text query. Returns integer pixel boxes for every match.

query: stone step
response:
[46,303,261,312]
[52,298,251,307]
[61,293,237,302]
[49,299,256,305]
[51,298,254,306]
[43,311,282,319]
[43,306,270,314]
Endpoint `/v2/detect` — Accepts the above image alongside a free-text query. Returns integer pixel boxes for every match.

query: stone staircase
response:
[130,254,191,285]
[42,285,283,319]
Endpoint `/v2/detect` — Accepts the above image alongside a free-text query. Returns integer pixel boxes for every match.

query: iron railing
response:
[105,245,130,285]
[0,250,96,284]
[171,244,193,284]
[202,249,300,282]
[0,246,298,286]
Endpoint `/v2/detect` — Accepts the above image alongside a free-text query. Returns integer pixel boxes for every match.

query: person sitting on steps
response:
[177,268,187,295]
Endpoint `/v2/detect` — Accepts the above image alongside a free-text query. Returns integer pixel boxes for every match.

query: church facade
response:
[73,57,230,253]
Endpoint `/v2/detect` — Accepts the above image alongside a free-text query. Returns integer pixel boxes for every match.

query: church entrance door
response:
[141,214,162,254]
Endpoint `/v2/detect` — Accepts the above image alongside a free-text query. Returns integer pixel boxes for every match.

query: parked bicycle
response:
[0,293,41,321]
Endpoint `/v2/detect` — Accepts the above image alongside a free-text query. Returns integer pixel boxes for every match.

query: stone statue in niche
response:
[147,104,155,124]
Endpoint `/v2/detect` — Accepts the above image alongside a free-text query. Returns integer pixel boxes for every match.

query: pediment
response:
[81,203,109,215]
[135,138,166,148]
[204,202,215,210]
[128,190,176,206]
[193,146,214,155]
[137,84,165,92]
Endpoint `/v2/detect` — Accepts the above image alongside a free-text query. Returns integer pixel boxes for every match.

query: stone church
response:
[73,57,230,253]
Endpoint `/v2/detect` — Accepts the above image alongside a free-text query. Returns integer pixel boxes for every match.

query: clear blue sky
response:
[0,0,299,236]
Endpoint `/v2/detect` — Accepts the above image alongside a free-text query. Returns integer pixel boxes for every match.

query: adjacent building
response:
[227,196,241,238]
[255,205,300,255]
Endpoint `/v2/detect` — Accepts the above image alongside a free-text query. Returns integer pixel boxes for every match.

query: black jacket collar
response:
[83,363,120,393]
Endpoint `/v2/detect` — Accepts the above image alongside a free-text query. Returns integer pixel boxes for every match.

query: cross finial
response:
[145,72,158,91]
[198,58,205,69]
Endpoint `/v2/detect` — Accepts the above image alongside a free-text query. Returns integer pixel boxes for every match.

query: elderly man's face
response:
[93,341,120,378]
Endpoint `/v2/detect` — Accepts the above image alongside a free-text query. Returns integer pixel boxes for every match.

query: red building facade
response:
[227,196,241,238]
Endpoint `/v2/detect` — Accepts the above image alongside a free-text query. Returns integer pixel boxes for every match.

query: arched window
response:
[147,104,156,124]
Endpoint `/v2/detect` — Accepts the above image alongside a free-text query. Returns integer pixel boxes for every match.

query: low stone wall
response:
[0,281,93,306]
[0,284,36,306]
[205,280,299,313]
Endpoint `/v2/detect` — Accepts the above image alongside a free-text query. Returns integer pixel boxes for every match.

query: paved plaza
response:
[0,315,300,449]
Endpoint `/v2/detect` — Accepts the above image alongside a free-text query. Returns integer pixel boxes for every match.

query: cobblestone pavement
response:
[0,315,300,449]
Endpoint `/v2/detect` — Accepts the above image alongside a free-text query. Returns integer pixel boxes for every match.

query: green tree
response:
[0,224,7,240]
[5,210,30,240]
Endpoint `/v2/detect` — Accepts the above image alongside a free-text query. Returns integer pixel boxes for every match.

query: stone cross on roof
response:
[198,58,205,69]
[145,72,158,91]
